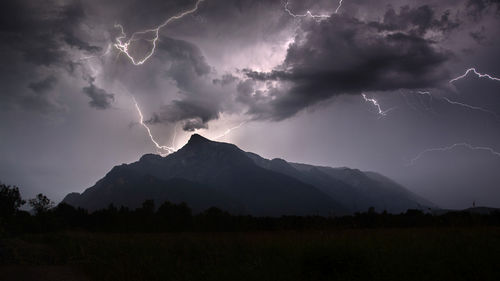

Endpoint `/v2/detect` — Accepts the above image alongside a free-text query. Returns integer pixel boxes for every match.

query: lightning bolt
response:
[362,93,395,117]
[121,0,347,153]
[170,122,178,149]
[284,0,344,20]
[408,143,500,166]
[406,90,497,120]
[132,97,176,156]
[415,91,435,112]
[335,0,344,14]
[417,91,433,101]
[213,121,247,140]
[450,68,500,84]
[441,97,500,121]
[114,0,205,65]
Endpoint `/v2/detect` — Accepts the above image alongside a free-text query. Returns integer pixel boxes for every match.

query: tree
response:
[140,199,155,215]
[0,183,25,217]
[157,201,193,230]
[29,193,54,215]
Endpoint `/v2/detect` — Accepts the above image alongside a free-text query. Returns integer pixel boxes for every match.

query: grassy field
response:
[1,227,500,281]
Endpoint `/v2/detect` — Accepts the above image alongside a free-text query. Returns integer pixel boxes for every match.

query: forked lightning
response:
[114,0,205,65]
[450,68,500,84]
[132,97,176,156]
[408,143,500,166]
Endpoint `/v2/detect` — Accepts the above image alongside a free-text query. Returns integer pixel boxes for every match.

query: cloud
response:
[28,76,58,94]
[143,36,236,131]
[160,37,211,76]
[213,74,238,86]
[376,5,460,35]
[182,118,209,131]
[0,0,106,114]
[82,82,115,110]
[239,7,455,120]
[148,98,219,126]
[1,0,496,123]
[0,0,96,67]
[12,75,65,113]
[467,0,500,19]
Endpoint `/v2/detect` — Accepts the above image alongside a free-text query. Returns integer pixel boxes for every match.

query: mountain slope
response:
[63,134,345,216]
[247,153,433,213]
[63,134,433,215]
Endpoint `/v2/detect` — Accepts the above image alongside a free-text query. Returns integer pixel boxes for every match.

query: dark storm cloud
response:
[376,5,460,35]
[182,118,209,131]
[144,36,230,131]
[0,0,94,67]
[82,81,115,110]
[160,37,211,77]
[213,74,238,86]
[28,76,58,94]
[148,99,219,127]
[469,27,488,44]
[93,0,194,35]
[63,33,101,53]
[0,0,104,113]
[240,7,455,120]
[467,0,500,19]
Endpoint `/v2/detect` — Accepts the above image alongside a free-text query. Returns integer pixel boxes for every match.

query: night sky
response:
[1,0,500,209]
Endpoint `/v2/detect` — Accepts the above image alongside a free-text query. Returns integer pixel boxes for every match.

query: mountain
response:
[63,134,433,215]
[247,154,434,213]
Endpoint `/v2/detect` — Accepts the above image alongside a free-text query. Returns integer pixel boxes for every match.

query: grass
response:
[1,227,500,281]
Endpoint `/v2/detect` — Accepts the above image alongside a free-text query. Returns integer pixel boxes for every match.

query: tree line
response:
[2,183,500,234]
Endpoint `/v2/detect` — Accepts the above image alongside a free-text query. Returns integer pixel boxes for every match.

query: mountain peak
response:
[187,133,211,145]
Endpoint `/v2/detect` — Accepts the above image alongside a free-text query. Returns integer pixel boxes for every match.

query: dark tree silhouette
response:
[157,201,192,230]
[140,199,155,215]
[0,183,25,217]
[29,193,54,215]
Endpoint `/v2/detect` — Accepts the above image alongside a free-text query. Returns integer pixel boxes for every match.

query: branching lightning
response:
[362,93,395,117]
[416,91,435,112]
[132,97,176,156]
[404,73,500,166]
[442,97,500,121]
[114,0,205,65]
[404,90,498,120]
[450,68,500,84]
[213,121,247,140]
[114,0,207,155]
[335,0,344,14]
[284,1,329,19]
[408,143,500,166]
[284,0,344,20]
[417,91,433,102]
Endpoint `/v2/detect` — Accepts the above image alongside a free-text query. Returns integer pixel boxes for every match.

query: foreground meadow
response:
[1,227,500,281]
